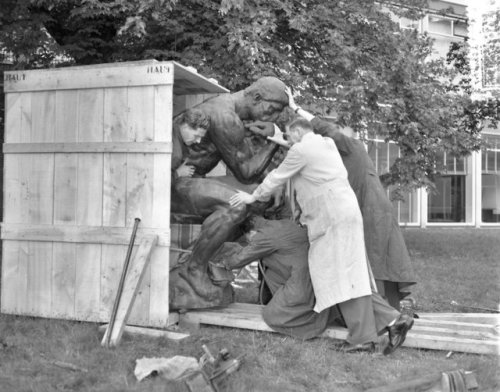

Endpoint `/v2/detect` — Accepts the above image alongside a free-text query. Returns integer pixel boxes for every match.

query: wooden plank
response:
[418,313,500,324]
[74,88,104,322]
[102,87,128,227]
[126,86,155,326]
[148,84,172,327]
[100,245,127,322]
[27,91,55,317]
[3,141,172,154]
[74,244,101,321]
[1,242,25,314]
[51,90,79,318]
[99,324,189,341]
[3,61,227,95]
[173,63,228,95]
[148,247,171,327]
[4,61,175,92]
[0,223,170,246]
[180,305,350,340]
[1,93,28,314]
[100,86,130,324]
[403,333,499,355]
[51,243,76,318]
[180,304,500,355]
[102,235,158,347]
[415,318,499,334]
[411,324,499,341]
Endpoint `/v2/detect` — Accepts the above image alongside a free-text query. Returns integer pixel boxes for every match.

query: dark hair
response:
[288,117,313,132]
[176,108,210,130]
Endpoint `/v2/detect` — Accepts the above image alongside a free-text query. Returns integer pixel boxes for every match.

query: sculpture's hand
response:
[176,161,195,177]
[229,191,256,206]
[267,127,291,148]
[245,121,275,137]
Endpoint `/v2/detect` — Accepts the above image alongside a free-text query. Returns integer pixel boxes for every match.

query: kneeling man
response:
[216,216,331,340]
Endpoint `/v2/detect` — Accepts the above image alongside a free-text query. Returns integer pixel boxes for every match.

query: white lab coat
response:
[253,132,371,312]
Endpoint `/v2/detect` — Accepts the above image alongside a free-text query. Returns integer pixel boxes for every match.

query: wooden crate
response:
[1,60,228,327]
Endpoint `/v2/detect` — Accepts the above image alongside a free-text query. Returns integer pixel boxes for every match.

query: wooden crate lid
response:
[3,60,229,94]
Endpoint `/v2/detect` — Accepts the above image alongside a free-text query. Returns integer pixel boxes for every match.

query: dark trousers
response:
[338,292,400,345]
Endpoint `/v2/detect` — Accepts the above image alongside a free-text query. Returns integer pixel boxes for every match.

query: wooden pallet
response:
[179,303,500,355]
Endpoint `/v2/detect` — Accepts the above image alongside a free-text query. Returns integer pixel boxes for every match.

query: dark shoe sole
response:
[383,317,414,355]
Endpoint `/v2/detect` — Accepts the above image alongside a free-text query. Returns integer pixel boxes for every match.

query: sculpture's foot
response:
[169,263,234,311]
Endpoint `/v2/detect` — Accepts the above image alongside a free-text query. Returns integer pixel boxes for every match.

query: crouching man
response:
[215,216,331,340]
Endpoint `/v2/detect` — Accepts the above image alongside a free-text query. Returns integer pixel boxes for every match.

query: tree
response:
[0,0,488,195]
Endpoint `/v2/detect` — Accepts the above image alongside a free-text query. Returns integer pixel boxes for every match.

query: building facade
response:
[372,0,500,227]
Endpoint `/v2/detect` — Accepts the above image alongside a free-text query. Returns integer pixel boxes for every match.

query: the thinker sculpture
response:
[168,77,289,310]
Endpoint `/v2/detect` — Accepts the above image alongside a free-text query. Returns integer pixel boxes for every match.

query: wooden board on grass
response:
[179,303,500,355]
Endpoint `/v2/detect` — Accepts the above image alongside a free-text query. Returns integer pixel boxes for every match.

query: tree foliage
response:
[1,0,493,195]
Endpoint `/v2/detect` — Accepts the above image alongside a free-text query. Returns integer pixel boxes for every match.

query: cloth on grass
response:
[134,356,199,381]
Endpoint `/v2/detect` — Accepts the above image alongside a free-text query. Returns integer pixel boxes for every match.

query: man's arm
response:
[285,89,352,155]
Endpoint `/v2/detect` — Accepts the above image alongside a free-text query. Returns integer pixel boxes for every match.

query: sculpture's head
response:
[243,77,288,122]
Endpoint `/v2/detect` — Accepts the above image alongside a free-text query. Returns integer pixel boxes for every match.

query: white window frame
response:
[479,134,500,226]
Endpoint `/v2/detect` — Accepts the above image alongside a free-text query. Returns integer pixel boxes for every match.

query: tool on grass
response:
[102,217,141,348]
[183,345,244,392]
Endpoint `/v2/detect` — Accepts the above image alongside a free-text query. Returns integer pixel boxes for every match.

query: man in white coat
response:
[231,110,413,353]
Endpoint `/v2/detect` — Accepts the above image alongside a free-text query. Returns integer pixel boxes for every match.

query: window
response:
[399,17,421,31]
[428,152,468,223]
[428,15,453,36]
[367,139,419,224]
[482,135,500,223]
[426,15,468,38]
[428,175,466,222]
[453,20,468,38]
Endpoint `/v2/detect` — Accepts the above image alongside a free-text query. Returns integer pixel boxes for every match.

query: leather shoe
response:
[383,314,414,355]
[340,341,376,353]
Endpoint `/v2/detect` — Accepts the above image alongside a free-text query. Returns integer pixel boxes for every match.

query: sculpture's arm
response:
[219,241,275,270]
[210,111,280,184]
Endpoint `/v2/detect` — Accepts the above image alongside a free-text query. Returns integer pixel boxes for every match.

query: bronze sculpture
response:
[169,77,289,310]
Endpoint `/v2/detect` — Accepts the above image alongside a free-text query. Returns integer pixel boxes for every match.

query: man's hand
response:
[229,191,256,206]
[245,121,275,137]
[176,161,195,178]
[268,127,291,148]
[285,86,299,112]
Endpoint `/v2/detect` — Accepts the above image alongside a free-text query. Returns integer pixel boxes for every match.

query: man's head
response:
[243,77,288,122]
[176,108,210,146]
[286,117,313,144]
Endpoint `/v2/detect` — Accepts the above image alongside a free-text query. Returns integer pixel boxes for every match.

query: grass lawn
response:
[1,228,499,392]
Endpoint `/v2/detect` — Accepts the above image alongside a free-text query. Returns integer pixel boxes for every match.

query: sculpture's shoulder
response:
[198,94,236,120]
